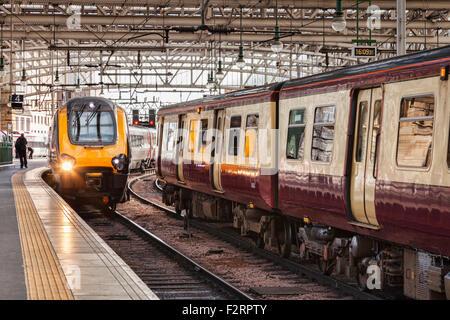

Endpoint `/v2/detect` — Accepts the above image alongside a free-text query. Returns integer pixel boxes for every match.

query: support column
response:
[0,88,12,131]
[396,0,406,55]
[0,88,13,165]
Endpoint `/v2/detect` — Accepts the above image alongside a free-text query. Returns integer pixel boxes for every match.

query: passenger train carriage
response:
[128,124,157,171]
[48,97,133,210]
[157,45,450,299]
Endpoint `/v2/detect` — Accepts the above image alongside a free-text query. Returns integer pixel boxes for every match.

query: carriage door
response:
[349,87,382,228]
[212,109,225,191]
[176,115,186,183]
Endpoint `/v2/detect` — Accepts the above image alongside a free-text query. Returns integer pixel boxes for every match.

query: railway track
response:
[128,168,156,177]
[128,173,383,300]
[70,202,252,300]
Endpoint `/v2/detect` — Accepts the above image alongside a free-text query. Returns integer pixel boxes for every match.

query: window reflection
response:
[286,109,306,160]
[397,95,434,168]
[311,106,335,163]
[245,114,259,158]
[228,116,241,156]
[70,111,115,143]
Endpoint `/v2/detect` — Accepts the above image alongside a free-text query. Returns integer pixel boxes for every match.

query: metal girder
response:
[9,1,450,10]
[7,14,450,30]
[4,30,449,44]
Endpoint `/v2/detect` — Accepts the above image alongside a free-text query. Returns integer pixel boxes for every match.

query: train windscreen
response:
[69,109,115,144]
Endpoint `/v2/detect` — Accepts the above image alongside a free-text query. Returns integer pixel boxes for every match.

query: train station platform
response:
[0,162,158,300]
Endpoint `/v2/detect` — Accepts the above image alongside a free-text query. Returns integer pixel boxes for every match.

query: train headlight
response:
[61,161,73,171]
[112,154,128,172]
[60,154,76,171]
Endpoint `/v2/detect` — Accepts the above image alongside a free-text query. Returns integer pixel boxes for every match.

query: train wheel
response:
[162,189,167,205]
[175,200,182,215]
[103,201,116,214]
[317,258,335,276]
[183,215,189,230]
[182,209,191,231]
[256,232,265,249]
[356,265,369,291]
[299,242,308,261]
[276,218,292,258]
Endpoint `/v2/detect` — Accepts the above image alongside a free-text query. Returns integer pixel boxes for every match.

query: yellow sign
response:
[352,46,377,58]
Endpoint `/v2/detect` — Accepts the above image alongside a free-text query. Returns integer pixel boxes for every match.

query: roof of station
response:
[0,1,449,113]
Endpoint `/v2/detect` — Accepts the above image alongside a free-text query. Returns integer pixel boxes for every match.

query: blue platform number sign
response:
[10,94,24,110]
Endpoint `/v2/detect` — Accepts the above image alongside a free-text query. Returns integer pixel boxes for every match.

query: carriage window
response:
[166,122,177,152]
[244,114,259,158]
[370,100,382,163]
[228,116,241,156]
[397,95,434,168]
[286,109,306,160]
[198,119,208,153]
[311,106,335,162]
[355,101,368,162]
[188,120,198,153]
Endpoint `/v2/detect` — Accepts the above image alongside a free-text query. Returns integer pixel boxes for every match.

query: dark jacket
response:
[15,136,27,153]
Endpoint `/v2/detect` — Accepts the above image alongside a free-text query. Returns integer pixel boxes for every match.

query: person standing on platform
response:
[15,133,28,168]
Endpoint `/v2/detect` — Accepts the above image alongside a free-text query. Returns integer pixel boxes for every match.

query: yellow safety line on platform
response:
[12,171,74,300]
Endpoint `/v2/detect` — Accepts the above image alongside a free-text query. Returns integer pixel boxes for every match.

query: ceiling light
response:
[271,2,283,54]
[236,57,245,69]
[271,39,283,53]
[332,0,346,32]
[54,70,60,86]
[236,46,245,69]
[216,60,224,81]
[206,71,216,89]
[332,14,346,32]
[75,78,81,93]
[236,7,246,69]
[20,69,27,88]
[216,69,224,81]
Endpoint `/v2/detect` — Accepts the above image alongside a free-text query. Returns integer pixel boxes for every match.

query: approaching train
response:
[157,45,450,299]
[48,96,155,210]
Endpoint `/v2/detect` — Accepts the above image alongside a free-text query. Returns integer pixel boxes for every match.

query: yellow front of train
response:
[49,97,130,209]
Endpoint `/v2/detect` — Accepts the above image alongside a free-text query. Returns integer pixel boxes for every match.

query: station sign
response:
[352,46,377,58]
[10,94,24,110]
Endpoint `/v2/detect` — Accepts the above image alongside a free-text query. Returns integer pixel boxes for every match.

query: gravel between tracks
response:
[119,178,353,300]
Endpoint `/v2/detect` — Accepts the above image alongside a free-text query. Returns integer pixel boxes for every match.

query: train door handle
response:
[373,131,380,179]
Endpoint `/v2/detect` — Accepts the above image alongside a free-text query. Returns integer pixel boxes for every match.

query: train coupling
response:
[85,172,103,190]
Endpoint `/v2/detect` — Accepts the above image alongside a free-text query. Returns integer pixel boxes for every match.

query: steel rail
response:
[113,206,252,300]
